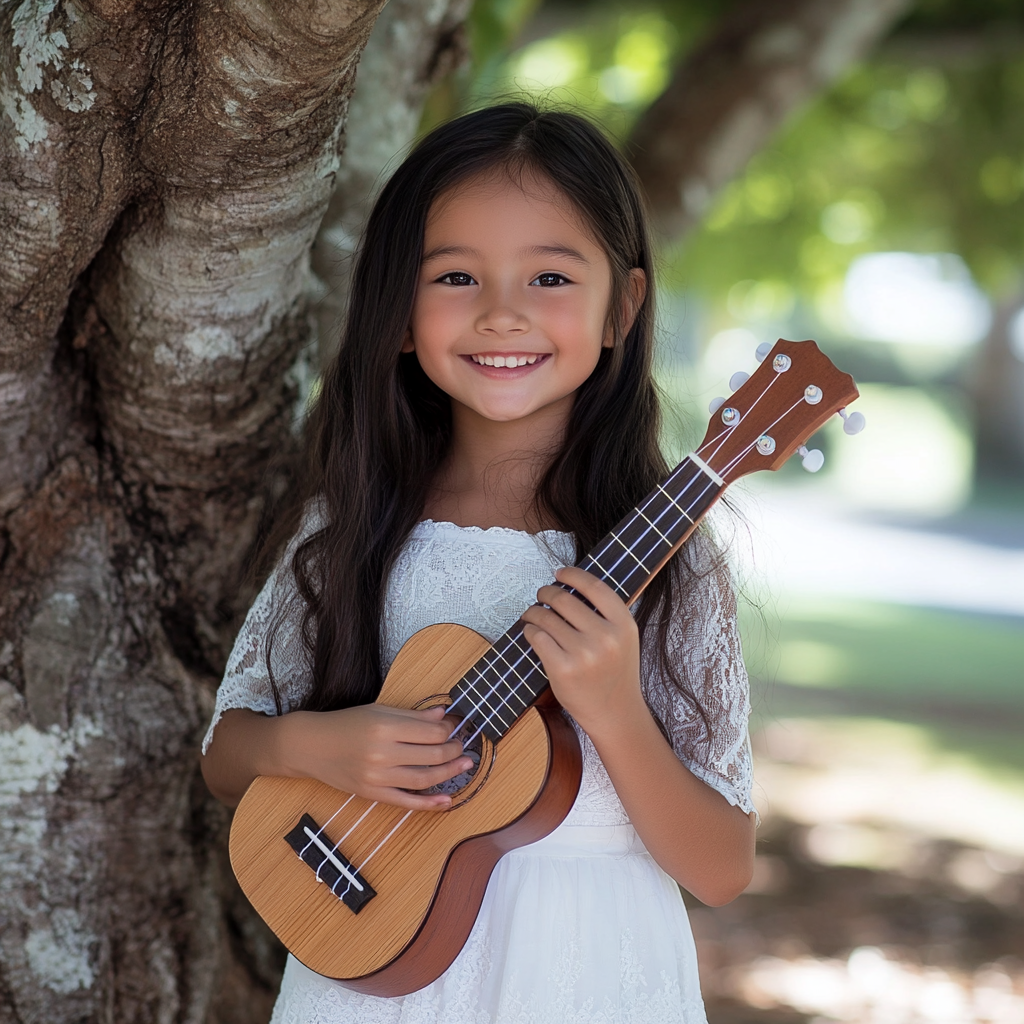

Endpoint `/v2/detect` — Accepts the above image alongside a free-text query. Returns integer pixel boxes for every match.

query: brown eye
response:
[438,272,475,286]
[532,273,569,287]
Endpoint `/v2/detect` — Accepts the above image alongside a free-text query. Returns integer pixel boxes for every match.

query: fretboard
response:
[447,456,723,742]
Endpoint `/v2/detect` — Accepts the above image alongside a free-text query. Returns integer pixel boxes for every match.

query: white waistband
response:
[509,823,649,859]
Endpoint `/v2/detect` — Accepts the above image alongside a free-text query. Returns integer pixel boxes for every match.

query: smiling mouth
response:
[467,353,547,367]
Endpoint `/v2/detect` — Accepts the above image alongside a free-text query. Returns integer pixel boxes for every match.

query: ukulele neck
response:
[446,455,725,742]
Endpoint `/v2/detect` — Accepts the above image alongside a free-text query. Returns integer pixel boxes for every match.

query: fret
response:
[655,484,694,524]
[633,506,671,546]
[449,669,511,741]
[454,673,514,729]
[446,456,724,743]
[578,550,631,596]
[501,630,548,682]
[486,639,543,693]
[579,458,721,604]
[581,531,662,600]
[448,626,547,741]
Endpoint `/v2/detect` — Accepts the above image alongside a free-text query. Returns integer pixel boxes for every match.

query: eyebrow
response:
[421,243,591,266]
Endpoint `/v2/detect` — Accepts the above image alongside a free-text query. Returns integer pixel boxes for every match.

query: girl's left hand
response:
[521,566,644,737]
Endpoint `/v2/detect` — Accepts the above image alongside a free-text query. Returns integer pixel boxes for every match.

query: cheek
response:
[540,294,608,352]
[410,290,465,349]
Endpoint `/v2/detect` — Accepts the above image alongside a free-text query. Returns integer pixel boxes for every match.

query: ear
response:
[401,329,415,353]
[603,268,647,348]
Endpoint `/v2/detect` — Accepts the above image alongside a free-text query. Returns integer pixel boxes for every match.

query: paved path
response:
[727,485,1024,619]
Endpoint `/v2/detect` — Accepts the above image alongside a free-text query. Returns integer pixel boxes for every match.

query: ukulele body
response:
[229,621,583,997]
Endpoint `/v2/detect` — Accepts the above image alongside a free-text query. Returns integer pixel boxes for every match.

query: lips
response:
[467,353,546,367]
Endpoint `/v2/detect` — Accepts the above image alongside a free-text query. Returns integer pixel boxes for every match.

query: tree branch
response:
[628,0,913,243]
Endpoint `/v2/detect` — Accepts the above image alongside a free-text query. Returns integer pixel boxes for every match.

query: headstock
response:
[696,339,860,483]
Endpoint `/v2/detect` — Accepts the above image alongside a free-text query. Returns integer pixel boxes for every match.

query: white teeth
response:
[470,354,542,367]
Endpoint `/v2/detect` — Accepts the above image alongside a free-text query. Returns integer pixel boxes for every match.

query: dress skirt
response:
[269,822,709,1024]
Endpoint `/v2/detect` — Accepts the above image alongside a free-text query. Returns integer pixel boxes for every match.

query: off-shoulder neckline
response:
[415,518,572,540]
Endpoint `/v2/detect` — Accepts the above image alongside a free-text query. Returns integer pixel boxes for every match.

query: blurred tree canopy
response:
[440,0,1024,305]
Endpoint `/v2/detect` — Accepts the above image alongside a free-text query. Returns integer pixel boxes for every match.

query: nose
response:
[475,287,529,337]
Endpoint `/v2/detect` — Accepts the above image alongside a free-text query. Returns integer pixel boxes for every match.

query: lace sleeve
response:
[201,509,321,754]
[640,534,756,817]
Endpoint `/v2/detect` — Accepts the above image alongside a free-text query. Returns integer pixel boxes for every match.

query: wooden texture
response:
[230,623,583,991]
[699,339,859,480]
[628,340,857,605]
[346,694,583,995]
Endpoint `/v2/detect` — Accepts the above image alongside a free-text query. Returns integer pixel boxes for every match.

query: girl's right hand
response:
[201,705,472,810]
[279,703,472,811]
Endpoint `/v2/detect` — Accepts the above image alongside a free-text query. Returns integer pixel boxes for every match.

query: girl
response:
[201,102,756,1024]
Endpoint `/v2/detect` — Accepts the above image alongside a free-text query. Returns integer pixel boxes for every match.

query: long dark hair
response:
[272,102,713,734]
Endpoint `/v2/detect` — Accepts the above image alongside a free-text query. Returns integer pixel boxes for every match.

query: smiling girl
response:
[201,103,756,1024]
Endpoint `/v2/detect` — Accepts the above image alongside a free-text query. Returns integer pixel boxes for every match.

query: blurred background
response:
[413,0,1024,1020]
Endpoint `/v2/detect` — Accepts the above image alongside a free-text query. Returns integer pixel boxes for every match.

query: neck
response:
[446,452,726,744]
[428,398,571,531]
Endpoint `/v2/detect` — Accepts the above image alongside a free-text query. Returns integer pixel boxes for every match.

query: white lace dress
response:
[204,518,755,1024]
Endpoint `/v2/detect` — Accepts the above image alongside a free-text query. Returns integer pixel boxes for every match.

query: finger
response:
[371,787,453,811]
[553,566,631,622]
[522,622,571,669]
[534,584,601,633]
[522,603,580,650]
[391,758,474,790]
[387,714,457,745]
[394,741,469,767]
[377,704,447,721]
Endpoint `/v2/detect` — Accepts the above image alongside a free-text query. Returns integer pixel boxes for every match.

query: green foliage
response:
[428,0,733,131]
[673,53,1024,310]
[744,597,1024,773]
[453,0,1024,313]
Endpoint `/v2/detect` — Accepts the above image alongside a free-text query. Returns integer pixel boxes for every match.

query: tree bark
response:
[0,1,386,1020]
[629,0,913,243]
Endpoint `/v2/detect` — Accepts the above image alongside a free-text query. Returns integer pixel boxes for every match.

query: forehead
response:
[425,167,600,250]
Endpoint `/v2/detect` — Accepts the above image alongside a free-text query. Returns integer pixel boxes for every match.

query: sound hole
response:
[409,698,493,806]
[421,717,483,797]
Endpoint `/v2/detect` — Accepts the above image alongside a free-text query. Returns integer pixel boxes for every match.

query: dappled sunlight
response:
[695,718,1024,1024]
[734,950,1024,1023]
[754,719,1024,861]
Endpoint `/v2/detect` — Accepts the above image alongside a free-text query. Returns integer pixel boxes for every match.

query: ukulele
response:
[229,338,860,996]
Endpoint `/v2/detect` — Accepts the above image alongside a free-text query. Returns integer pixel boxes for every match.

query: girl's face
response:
[406,170,620,431]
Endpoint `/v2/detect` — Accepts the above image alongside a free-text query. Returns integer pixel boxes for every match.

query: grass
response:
[740,597,1024,774]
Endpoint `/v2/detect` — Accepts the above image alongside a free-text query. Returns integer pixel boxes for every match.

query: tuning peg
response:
[729,370,750,391]
[709,396,725,414]
[755,342,773,363]
[839,408,866,435]
[798,445,825,473]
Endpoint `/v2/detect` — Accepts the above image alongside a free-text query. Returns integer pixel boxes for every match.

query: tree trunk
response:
[0,2,388,1020]
[629,0,913,243]
[972,296,1024,478]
